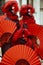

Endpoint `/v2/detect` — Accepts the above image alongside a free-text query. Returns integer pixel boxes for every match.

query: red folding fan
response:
[0,63,6,65]
[2,0,19,21]
[28,24,43,59]
[0,19,17,38]
[28,24,42,36]
[2,45,41,65]
[0,14,6,21]
[34,28,43,59]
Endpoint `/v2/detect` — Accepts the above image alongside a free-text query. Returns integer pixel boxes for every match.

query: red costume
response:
[12,4,35,46]
[2,1,19,20]
[0,0,19,55]
[20,4,35,25]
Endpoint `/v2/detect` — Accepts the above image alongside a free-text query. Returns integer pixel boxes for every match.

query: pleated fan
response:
[28,24,43,59]
[28,24,42,36]
[0,19,17,55]
[2,45,41,65]
[35,28,43,59]
[0,19,17,38]
[0,14,6,21]
[0,63,6,65]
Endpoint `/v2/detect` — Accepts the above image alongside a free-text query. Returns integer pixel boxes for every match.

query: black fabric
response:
[15,37,27,44]
[23,24,28,29]
[14,20,20,29]
[2,42,12,56]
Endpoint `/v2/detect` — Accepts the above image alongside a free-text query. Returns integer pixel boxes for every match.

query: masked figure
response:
[0,0,20,55]
[20,4,35,27]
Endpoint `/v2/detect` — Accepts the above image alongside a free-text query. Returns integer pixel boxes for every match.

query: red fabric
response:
[12,28,31,42]
[0,41,2,47]
[12,27,23,42]
[6,12,18,20]
[12,27,33,48]
[22,15,35,24]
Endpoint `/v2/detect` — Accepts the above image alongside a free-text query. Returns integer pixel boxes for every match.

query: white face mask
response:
[28,9,30,12]
[11,6,15,14]
[28,9,32,15]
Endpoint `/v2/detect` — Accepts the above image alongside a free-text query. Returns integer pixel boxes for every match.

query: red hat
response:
[20,4,35,16]
[2,1,19,20]
[20,5,28,16]
[27,4,35,14]
[2,1,19,14]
